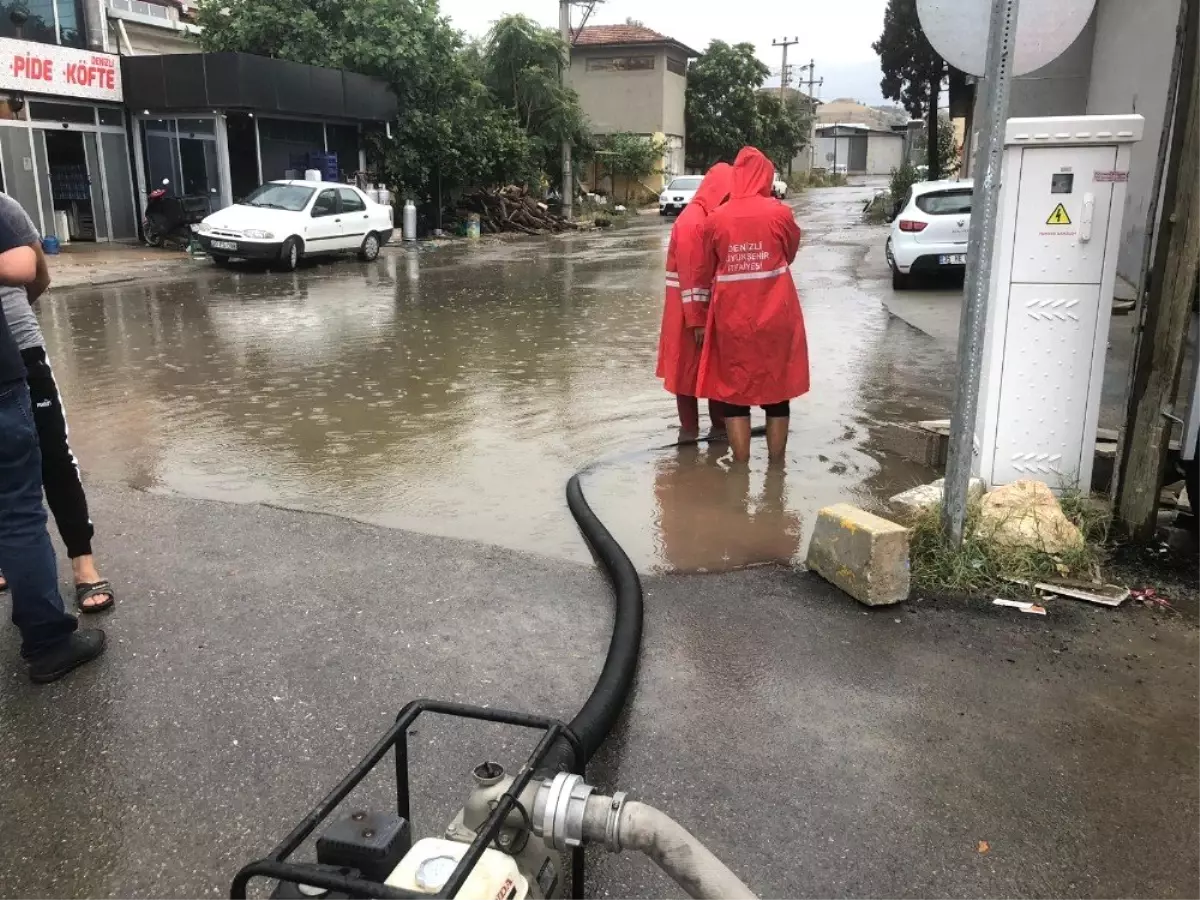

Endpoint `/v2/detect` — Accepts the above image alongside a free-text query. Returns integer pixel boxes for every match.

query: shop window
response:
[585,56,655,72]
[28,100,95,125]
[0,0,85,46]
[54,0,85,47]
[97,107,124,127]
[176,117,216,137]
[666,56,686,76]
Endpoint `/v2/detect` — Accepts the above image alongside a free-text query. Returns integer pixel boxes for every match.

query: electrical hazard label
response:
[1046,203,1072,226]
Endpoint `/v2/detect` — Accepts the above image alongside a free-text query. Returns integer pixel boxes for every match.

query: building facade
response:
[568,23,696,195]
[814,123,906,176]
[0,0,394,243]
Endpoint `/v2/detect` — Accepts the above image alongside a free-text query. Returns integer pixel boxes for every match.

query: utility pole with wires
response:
[772,36,798,99]
[794,59,823,172]
[558,0,599,220]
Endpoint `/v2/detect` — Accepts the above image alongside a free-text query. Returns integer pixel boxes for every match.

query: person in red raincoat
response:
[656,163,733,439]
[696,147,808,464]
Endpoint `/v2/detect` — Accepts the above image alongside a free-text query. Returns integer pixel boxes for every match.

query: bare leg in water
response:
[765,415,789,464]
[726,416,752,463]
[675,395,700,440]
[707,401,727,438]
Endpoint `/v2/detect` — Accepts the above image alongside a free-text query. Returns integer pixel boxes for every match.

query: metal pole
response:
[559,0,573,220]
[772,37,798,100]
[941,0,1020,545]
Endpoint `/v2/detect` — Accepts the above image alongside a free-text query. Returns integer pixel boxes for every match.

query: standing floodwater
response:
[39,186,954,570]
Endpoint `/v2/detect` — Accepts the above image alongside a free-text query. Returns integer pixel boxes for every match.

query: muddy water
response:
[40,186,954,570]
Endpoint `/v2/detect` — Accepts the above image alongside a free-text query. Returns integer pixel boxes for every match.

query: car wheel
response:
[276,237,301,272]
[892,267,911,290]
[359,232,381,262]
[211,254,230,267]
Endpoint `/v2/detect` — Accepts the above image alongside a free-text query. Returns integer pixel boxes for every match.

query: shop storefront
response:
[0,36,137,241]
[122,52,396,218]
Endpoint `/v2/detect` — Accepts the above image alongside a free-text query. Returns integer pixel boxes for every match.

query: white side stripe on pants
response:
[714,264,791,283]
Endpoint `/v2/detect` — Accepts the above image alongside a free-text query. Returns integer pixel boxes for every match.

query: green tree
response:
[480,14,592,189]
[753,92,808,174]
[872,0,948,179]
[198,0,535,204]
[599,132,665,202]
[911,113,961,178]
[684,40,771,170]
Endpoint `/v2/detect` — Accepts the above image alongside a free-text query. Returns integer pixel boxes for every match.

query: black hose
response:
[543,426,766,773]
[541,472,644,773]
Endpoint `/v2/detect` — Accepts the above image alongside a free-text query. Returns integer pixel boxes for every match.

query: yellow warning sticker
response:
[1046,203,1072,225]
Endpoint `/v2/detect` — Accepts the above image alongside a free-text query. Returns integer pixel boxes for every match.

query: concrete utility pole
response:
[772,37,798,99]
[1115,0,1199,540]
[559,0,574,220]
[941,0,1020,546]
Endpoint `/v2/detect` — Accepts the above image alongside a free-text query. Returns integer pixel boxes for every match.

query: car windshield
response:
[240,183,316,212]
[916,190,973,215]
[667,177,702,191]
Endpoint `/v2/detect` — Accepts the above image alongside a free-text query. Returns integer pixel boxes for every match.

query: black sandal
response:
[75,580,116,613]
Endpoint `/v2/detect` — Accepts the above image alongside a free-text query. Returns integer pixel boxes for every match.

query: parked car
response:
[658,176,703,216]
[885,180,972,290]
[772,177,788,200]
[195,180,394,271]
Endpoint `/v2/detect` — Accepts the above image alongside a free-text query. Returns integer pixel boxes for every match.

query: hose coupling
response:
[532,772,594,851]
[601,791,628,852]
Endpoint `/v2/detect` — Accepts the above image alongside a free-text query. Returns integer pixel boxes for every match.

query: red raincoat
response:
[696,147,809,406]
[656,163,733,396]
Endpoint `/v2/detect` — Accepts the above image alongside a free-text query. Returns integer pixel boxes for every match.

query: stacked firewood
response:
[454,185,578,234]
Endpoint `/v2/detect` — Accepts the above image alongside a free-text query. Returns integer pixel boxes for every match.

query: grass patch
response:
[788,170,848,191]
[909,498,1105,596]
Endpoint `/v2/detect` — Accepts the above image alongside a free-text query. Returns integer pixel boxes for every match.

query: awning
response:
[121,52,397,121]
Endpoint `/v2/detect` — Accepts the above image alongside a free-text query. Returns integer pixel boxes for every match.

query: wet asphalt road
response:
[0,186,1196,898]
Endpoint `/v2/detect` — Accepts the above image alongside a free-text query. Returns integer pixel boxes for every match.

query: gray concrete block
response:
[889,477,985,520]
[876,422,947,468]
[805,503,911,606]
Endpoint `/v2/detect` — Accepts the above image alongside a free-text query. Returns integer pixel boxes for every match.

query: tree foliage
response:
[872,0,949,179]
[197,1,588,206]
[480,15,592,186]
[599,132,665,201]
[685,42,808,172]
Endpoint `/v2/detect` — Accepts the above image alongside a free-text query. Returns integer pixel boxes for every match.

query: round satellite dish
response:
[916,0,1096,77]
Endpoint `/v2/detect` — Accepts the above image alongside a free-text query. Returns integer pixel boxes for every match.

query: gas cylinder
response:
[402,199,417,242]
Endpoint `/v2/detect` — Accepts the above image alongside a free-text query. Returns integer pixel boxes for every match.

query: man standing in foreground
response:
[0,226,105,682]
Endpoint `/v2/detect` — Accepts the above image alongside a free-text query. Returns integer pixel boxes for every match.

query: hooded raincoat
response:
[656,163,734,396]
[696,147,809,407]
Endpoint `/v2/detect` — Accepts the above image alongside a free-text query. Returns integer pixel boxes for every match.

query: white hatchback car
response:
[659,175,703,216]
[196,180,394,271]
[886,180,972,289]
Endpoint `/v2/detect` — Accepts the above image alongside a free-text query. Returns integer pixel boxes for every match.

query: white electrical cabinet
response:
[975,114,1144,490]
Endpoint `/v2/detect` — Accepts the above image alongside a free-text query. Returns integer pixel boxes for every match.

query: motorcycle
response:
[142,179,210,249]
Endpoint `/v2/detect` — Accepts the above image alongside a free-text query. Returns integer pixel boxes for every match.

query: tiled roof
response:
[573,24,674,46]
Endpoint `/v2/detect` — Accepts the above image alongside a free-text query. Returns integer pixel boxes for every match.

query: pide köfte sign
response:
[0,38,122,103]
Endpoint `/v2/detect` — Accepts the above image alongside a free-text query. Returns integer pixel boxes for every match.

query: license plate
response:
[210,240,237,251]
[939,253,966,265]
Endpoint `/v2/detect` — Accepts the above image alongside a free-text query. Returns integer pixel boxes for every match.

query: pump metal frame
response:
[231,699,586,900]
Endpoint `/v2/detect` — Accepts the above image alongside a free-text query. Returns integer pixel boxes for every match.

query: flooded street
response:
[40,184,952,569]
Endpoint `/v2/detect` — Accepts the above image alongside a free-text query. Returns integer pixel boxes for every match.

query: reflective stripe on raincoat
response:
[656,163,733,396]
[696,147,809,407]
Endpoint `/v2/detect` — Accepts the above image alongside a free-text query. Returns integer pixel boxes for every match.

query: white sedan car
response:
[885,180,972,289]
[196,181,394,271]
[658,175,703,216]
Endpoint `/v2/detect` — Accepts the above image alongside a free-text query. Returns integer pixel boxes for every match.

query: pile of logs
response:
[454,185,578,235]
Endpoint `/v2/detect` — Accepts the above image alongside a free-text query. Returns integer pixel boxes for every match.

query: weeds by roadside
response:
[908,499,1104,596]
[788,170,848,192]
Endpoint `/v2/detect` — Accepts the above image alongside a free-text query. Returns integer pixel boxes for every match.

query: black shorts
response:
[713,400,790,419]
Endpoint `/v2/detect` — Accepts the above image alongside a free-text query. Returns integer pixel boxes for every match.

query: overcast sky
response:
[439,0,895,106]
